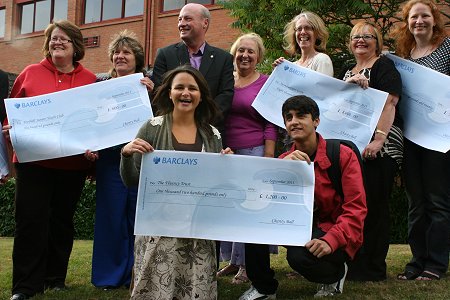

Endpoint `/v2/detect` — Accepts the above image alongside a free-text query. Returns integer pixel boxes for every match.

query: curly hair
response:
[108,30,145,77]
[283,11,329,56]
[392,0,447,58]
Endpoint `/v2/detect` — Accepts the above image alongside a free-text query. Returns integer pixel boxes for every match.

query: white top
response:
[308,52,334,77]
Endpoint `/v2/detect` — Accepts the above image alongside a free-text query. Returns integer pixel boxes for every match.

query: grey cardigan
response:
[120,113,223,187]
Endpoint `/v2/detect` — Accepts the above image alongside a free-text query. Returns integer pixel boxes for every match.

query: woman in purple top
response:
[217,33,278,284]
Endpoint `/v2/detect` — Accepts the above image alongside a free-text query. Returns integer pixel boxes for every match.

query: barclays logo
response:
[394,61,414,74]
[153,156,161,164]
[154,156,198,165]
[14,103,20,109]
[283,65,306,77]
[20,98,52,108]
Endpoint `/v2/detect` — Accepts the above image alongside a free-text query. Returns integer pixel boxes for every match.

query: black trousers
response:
[403,139,450,277]
[245,227,347,295]
[347,155,398,281]
[12,163,86,296]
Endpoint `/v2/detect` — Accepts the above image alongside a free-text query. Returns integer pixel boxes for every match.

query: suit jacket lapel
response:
[175,42,190,66]
[199,43,214,76]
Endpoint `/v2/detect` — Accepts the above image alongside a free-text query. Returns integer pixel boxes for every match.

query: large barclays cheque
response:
[5,74,153,162]
[134,151,315,246]
[385,53,450,153]
[252,61,388,153]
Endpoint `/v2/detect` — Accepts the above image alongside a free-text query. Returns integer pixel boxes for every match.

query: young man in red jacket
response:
[240,95,367,299]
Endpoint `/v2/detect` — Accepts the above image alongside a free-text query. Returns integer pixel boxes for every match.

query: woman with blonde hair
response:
[217,33,278,284]
[338,21,403,282]
[393,0,449,281]
[273,11,333,76]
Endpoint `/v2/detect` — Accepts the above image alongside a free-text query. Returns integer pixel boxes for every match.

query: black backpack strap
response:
[326,139,343,198]
[326,139,365,199]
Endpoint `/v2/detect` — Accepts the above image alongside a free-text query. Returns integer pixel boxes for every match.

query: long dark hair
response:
[153,65,221,136]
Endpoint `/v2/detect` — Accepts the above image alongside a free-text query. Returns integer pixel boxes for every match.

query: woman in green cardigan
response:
[120,65,232,299]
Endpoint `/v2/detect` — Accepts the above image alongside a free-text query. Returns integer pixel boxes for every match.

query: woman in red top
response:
[2,20,96,300]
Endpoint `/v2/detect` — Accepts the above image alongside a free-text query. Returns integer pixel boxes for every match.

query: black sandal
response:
[397,270,419,280]
[415,271,440,281]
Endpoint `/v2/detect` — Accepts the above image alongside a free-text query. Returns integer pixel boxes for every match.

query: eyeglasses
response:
[351,34,377,41]
[50,36,72,44]
[295,25,313,32]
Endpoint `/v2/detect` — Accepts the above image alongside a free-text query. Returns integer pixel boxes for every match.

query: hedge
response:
[0,178,409,243]
[0,179,96,240]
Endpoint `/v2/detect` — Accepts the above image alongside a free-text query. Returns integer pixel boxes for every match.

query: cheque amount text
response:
[260,192,288,200]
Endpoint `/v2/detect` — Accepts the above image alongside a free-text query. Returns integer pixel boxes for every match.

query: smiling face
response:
[49,27,74,64]
[234,38,259,75]
[284,110,319,143]
[178,4,208,45]
[113,46,137,77]
[408,3,435,41]
[350,25,378,57]
[295,17,316,52]
[169,72,201,115]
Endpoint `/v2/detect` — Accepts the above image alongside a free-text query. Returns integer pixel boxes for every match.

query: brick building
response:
[0,0,240,75]
[1,1,448,76]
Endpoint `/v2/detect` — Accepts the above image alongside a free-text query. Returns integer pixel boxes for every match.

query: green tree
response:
[221,0,449,76]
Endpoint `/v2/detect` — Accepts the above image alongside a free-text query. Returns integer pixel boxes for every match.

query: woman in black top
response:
[338,21,403,282]
[394,0,449,281]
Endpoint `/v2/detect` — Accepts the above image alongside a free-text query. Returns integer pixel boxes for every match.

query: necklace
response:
[235,72,259,88]
[411,45,432,59]
[298,52,317,67]
[354,56,378,74]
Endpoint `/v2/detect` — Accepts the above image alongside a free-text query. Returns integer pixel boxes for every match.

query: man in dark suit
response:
[152,3,234,135]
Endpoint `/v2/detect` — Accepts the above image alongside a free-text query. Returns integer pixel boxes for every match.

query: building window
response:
[84,0,144,24]
[0,8,5,38]
[18,0,68,35]
[162,0,217,12]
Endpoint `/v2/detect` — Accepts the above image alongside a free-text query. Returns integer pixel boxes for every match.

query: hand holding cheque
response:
[121,138,234,157]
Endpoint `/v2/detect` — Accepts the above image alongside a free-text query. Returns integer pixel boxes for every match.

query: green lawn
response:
[0,238,448,299]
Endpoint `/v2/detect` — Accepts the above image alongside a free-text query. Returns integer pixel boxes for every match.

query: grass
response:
[0,238,448,300]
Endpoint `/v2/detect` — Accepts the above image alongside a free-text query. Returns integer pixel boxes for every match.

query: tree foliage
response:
[221,0,449,76]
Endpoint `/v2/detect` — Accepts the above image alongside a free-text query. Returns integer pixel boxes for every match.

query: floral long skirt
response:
[131,236,217,300]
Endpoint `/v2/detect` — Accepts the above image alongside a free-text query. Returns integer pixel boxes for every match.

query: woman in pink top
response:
[217,33,278,284]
